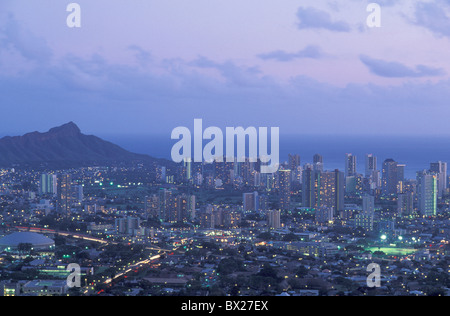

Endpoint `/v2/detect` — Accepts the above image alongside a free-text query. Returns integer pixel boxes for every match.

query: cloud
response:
[257,45,325,62]
[128,45,152,66]
[1,4,450,137]
[1,46,450,137]
[0,14,52,64]
[296,7,351,32]
[360,55,445,78]
[413,1,450,38]
[188,56,268,88]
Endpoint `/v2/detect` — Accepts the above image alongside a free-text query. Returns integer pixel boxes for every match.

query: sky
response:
[1,0,450,138]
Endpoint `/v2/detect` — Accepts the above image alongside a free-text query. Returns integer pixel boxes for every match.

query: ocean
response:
[101,134,450,180]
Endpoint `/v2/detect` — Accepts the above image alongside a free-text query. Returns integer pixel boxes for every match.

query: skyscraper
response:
[318,169,345,214]
[302,167,344,214]
[176,194,196,222]
[159,188,175,222]
[313,154,324,172]
[145,195,160,219]
[57,174,72,217]
[278,169,291,211]
[73,185,84,204]
[313,154,323,164]
[40,173,57,195]
[355,195,375,232]
[397,192,414,216]
[417,170,437,217]
[345,153,357,178]
[243,191,259,213]
[302,165,318,209]
[288,154,301,183]
[430,161,447,198]
[382,159,399,196]
[183,158,192,182]
[362,194,375,214]
[345,174,363,196]
[365,154,377,178]
[397,164,406,182]
[288,154,300,172]
[267,210,281,229]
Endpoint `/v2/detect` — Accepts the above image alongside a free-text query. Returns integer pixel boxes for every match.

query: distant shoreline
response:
[102,134,450,180]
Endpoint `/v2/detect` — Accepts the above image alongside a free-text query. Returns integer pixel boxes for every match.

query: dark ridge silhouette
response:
[0,122,170,168]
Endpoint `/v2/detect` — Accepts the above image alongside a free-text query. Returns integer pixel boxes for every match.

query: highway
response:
[15,225,180,295]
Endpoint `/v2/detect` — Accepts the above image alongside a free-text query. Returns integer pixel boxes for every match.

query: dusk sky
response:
[1,0,450,137]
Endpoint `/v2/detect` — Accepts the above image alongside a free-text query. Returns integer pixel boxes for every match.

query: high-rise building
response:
[278,169,291,210]
[183,158,192,182]
[243,191,259,213]
[365,154,377,178]
[157,166,166,183]
[40,174,57,195]
[345,175,363,196]
[127,216,141,235]
[397,164,406,183]
[370,169,381,190]
[318,169,345,214]
[313,154,324,172]
[267,210,281,229]
[57,174,72,217]
[223,209,241,228]
[115,218,127,234]
[288,154,301,183]
[302,167,344,214]
[416,170,437,217]
[355,213,374,232]
[259,194,269,212]
[158,189,176,222]
[345,153,357,178]
[176,194,196,222]
[199,205,215,229]
[288,154,300,172]
[430,161,447,198]
[115,217,141,235]
[362,194,375,214]
[240,158,255,186]
[302,165,318,209]
[313,154,323,164]
[397,192,414,216]
[382,159,399,196]
[354,194,375,232]
[144,195,160,219]
[72,185,84,204]
[315,207,334,225]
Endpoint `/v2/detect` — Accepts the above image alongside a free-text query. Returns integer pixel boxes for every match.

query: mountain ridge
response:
[0,122,168,168]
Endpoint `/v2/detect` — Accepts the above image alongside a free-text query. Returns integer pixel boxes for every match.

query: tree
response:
[257,265,279,279]
[218,258,244,275]
[295,265,309,278]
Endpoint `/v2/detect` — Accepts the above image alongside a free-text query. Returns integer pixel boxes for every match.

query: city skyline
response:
[0,122,448,297]
[0,1,449,298]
